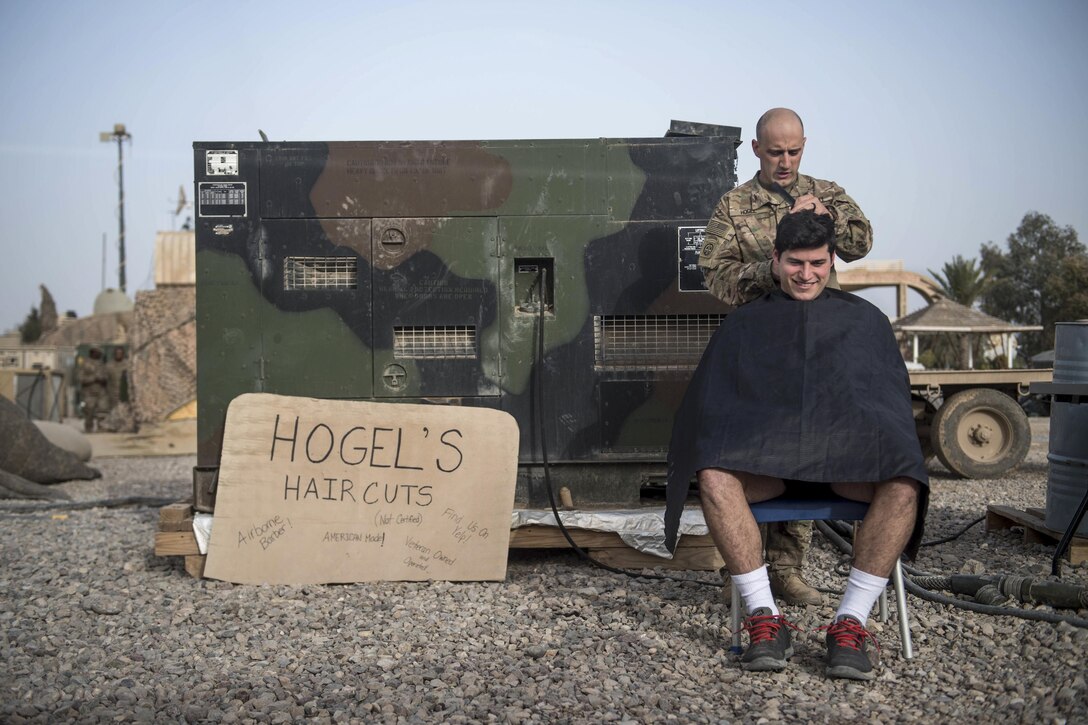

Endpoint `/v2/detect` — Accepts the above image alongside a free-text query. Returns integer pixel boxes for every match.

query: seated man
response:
[663,210,928,681]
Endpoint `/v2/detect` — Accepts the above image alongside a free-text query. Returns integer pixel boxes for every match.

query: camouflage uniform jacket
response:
[698,173,872,306]
[78,358,108,394]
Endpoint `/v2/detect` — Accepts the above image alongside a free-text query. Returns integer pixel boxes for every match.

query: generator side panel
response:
[194,145,266,486]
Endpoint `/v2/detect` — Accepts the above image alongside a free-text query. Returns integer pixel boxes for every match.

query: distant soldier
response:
[106,347,129,411]
[697,108,874,606]
[79,347,108,433]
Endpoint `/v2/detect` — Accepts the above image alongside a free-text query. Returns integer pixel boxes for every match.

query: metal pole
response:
[100,123,131,293]
[116,135,126,293]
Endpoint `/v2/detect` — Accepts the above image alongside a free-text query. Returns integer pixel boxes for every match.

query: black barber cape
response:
[663,288,928,554]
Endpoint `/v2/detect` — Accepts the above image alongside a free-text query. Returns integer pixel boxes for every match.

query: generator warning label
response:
[206,150,239,176]
[677,226,709,292]
[199,182,247,217]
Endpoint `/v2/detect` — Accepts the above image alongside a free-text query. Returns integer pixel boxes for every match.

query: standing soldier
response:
[698,107,873,605]
[106,346,129,412]
[79,347,108,433]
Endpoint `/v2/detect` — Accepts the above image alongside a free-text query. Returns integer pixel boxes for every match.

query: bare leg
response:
[699,468,784,575]
[831,478,920,577]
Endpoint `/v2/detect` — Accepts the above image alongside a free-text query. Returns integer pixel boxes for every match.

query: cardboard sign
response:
[203,393,519,584]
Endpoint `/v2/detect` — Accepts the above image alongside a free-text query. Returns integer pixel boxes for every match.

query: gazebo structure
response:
[893,297,1042,369]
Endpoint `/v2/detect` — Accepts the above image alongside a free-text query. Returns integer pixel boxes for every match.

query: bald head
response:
[753,108,807,188]
[755,108,804,144]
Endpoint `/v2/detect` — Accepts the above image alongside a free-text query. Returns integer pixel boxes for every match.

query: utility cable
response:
[530,271,722,589]
[0,496,178,512]
[920,516,985,547]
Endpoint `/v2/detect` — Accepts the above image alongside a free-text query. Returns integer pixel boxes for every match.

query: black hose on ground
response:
[0,496,178,512]
[813,520,1088,628]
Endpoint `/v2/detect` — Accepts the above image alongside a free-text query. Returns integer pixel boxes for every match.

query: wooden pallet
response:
[154,503,723,579]
[154,501,205,578]
[986,505,1088,565]
[509,525,723,571]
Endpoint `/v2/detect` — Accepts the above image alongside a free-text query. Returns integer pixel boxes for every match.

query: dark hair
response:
[774,209,836,256]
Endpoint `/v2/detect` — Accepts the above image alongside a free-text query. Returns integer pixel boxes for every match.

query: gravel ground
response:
[2,418,1086,724]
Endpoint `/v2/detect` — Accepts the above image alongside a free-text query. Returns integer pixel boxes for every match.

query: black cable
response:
[920,516,985,547]
[531,271,721,589]
[0,496,178,512]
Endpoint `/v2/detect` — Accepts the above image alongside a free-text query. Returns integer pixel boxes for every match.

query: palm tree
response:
[927,255,989,306]
[925,255,990,368]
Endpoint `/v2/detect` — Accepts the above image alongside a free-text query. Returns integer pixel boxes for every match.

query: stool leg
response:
[879,588,889,623]
[730,582,743,654]
[891,560,913,659]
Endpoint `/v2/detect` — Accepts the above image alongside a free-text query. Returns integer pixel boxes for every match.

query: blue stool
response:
[727,496,914,659]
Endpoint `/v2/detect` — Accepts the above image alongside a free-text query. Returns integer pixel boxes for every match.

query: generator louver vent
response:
[394,326,478,359]
[284,257,358,290]
[594,314,726,370]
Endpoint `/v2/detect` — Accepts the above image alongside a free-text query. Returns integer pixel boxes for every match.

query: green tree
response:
[19,307,41,343]
[927,254,989,307]
[979,211,1087,356]
[1044,253,1088,332]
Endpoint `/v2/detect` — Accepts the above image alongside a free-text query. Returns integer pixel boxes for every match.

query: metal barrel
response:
[1044,321,1088,536]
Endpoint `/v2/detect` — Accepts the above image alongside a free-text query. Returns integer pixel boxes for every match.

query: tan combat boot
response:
[768,567,822,606]
[766,521,822,606]
[719,565,733,607]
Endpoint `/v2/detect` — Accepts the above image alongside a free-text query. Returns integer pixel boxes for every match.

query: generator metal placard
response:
[677,226,709,292]
[205,149,239,176]
[203,393,520,584]
[198,182,247,217]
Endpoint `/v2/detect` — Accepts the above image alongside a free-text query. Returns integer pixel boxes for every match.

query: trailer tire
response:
[930,388,1030,479]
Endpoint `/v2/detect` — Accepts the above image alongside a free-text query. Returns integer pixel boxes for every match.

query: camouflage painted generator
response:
[192,121,740,512]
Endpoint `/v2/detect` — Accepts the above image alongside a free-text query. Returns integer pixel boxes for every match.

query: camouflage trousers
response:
[762,520,811,572]
[82,391,106,432]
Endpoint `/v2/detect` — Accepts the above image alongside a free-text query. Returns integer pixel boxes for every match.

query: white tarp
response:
[194,507,711,559]
[510,507,710,559]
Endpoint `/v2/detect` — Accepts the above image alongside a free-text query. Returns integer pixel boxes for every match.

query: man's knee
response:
[874,477,920,507]
[697,468,745,504]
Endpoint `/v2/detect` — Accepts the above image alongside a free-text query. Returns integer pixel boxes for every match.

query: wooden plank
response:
[159,501,193,524]
[590,546,723,572]
[159,519,194,533]
[986,504,1088,565]
[1072,543,1088,566]
[510,524,723,571]
[154,530,200,556]
[510,526,634,549]
[184,555,206,579]
[509,525,718,551]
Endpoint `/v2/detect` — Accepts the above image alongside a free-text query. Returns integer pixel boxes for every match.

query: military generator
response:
[192,121,740,512]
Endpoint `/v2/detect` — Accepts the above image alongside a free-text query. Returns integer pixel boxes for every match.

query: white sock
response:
[733,566,778,616]
[836,567,889,626]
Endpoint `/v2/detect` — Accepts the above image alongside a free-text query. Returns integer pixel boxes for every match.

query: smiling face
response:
[753,113,806,188]
[773,245,834,301]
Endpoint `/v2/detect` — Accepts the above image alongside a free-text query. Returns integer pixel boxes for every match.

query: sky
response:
[1,0,1086,333]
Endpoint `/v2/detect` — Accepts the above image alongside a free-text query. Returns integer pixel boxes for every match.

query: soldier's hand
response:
[790,194,830,217]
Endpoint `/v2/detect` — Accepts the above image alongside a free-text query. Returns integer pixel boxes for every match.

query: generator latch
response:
[515,258,555,315]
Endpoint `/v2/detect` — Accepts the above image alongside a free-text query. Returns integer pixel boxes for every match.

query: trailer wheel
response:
[930,388,1030,478]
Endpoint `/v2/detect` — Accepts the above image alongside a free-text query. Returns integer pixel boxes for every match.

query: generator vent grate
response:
[394,326,478,359]
[594,314,725,370]
[284,256,358,290]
